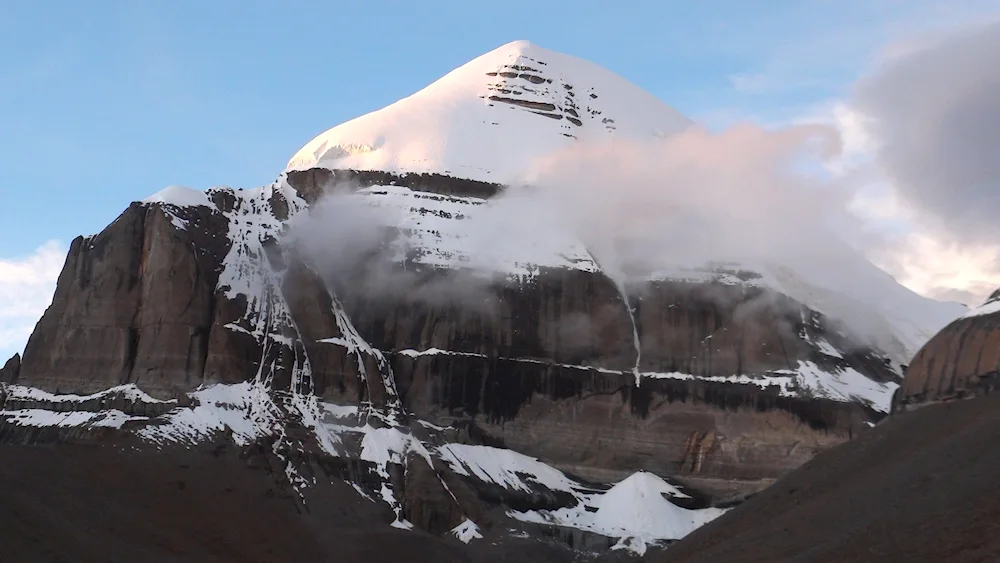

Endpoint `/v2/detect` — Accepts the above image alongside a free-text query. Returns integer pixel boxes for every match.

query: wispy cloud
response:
[0,241,65,359]
[722,0,1000,98]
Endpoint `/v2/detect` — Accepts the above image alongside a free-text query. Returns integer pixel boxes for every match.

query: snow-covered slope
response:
[287,40,692,184]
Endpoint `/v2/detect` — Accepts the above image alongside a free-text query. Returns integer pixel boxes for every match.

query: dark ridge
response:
[530,111,564,120]
[0,354,20,384]
[487,96,557,112]
[518,73,546,84]
[658,393,1000,563]
[285,168,503,201]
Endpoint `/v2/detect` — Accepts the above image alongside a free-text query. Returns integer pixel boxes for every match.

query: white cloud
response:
[842,19,1000,306]
[0,240,65,359]
[869,232,1000,306]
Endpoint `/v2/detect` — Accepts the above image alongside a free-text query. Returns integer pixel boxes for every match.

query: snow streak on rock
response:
[2,409,147,429]
[3,383,172,405]
[324,291,403,422]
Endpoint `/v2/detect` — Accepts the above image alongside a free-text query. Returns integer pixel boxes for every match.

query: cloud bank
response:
[849,19,1000,305]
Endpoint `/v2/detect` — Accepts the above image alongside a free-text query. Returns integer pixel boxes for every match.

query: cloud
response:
[290,121,937,354]
[0,240,66,359]
[507,123,848,282]
[844,19,1000,304]
[869,231,1000,306]
[288,184,501,315]
[854,20,1000,245]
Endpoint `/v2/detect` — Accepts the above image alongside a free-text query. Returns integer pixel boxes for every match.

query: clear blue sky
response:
[2,0,998,358]
[3,0,966,254]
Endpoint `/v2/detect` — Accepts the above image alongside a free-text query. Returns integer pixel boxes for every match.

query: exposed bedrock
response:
[334,267,882,494]
[899,289,1000,409]
[0,354,19,384]
[13,169,893,499]
[17,203,226,397]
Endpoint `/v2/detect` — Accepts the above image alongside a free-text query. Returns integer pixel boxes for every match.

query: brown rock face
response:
[899,290,1000,408]
[15,168,896,499]
[18,204,226,398]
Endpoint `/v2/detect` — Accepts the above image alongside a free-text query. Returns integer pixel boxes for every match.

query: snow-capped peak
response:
[286,39,693,183]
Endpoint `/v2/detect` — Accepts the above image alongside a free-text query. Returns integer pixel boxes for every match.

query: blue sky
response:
[1,0,999,358]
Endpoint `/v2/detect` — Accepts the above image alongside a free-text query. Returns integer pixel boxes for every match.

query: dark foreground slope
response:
[0,444,451,563]
[657,393,1000,563]
[0,442,589,563]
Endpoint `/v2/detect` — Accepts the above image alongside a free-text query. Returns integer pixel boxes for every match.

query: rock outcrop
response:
[0,354,19,384]
[897,289,1000,409]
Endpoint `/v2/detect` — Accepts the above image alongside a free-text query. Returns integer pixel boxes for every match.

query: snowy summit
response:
[287,40,693,184]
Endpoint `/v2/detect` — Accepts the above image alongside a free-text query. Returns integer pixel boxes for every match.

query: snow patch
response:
[136,382,281,446]
[1,409,147,429]
[962,296,1000,319]
[451,519,483,543]
[814,338,845,359]
[642,360,898,413]
[437,443,584,495]
[4,383,173,405]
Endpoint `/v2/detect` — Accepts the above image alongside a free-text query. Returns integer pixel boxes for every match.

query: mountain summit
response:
[287,40,692,183]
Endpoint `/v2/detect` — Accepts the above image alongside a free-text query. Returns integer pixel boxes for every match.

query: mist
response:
[287,181,501,314]
[493,123,850,283]
[285,122,882,349]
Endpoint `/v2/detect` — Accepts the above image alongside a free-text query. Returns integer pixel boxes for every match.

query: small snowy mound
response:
[591,472,724,555]
[962,290,1000,319]
[142,185,211,207]
[450,519,483,543]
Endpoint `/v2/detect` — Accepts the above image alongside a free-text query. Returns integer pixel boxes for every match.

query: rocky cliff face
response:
[8,168,898,502]
[0,354,18,384]
[897,289,1000,409]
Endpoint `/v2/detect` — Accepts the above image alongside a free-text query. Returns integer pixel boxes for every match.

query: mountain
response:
[655,293,1000,563]
[0,40,966,559]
